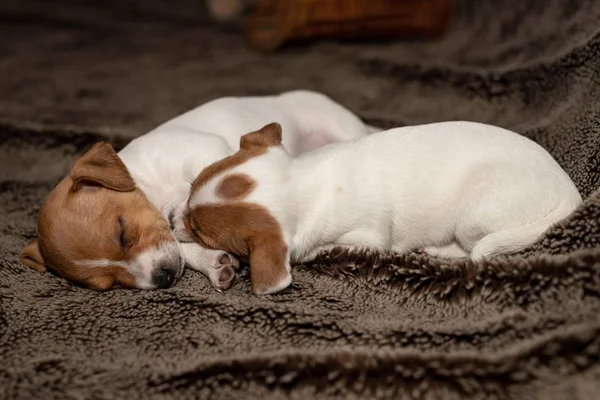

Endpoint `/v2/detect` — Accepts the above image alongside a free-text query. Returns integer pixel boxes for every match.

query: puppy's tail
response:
[470,197,581,260]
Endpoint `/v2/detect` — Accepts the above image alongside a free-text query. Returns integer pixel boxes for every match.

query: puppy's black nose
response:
[155,267,176,289]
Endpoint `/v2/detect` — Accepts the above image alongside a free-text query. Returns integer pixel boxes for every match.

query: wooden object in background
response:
[247,0,453,51]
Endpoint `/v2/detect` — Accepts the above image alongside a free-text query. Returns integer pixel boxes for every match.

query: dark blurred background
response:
[1,0,600,146]
[2,0,598,139]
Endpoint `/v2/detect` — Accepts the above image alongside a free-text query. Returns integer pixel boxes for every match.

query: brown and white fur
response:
[185,122,582,294]
[20,91,374,290]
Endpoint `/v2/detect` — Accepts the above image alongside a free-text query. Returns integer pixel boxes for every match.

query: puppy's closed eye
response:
[167,209,176,230]
[117,217,132,248]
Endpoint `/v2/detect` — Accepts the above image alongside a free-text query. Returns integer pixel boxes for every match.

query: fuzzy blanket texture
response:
[1,0,600,399]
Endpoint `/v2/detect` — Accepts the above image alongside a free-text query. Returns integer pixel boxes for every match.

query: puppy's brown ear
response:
[69,142,136,192]
[249,235,292,295]
[240,123,283,150]
[20,239,47,273]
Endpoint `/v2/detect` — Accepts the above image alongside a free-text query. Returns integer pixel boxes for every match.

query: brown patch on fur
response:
[191,147,265,195]
[186,202,290,294]
[190,123,282,196]
[217,173,256,200]
[22,142,177,290]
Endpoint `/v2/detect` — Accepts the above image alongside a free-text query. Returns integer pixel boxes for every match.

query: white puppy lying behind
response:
[20,91,374,291]
[185,122,582,294]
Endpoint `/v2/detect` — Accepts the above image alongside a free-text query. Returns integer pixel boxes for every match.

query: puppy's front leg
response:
[179,242,239,291]
[249,236,292,295]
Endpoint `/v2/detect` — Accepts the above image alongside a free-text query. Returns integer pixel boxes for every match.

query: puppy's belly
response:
[292,228,393,263]
[335,229,389,250]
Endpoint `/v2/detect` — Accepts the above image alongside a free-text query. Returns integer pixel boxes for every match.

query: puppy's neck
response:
[290,141,350,196]
[288,143,351,259]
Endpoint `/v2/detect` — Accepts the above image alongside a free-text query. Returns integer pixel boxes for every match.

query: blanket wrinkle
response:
[2,0,600,399]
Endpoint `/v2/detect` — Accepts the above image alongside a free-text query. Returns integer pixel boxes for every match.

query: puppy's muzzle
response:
[154,258,183,289]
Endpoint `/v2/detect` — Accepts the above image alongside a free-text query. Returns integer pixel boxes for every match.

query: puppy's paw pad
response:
[210,265,237,292]
[218,253,240,270]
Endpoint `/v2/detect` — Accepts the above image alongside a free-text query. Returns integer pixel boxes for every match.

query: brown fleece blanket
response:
[1,0,600,399]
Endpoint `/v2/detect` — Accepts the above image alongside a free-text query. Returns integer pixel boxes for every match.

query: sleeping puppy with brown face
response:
[185,122,582,295]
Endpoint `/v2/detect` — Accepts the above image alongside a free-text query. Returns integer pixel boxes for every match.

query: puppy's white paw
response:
[179,243,240,291]
[206,252,240,292]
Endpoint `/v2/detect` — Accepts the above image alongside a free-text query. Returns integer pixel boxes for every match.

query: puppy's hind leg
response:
[470,200,580,261]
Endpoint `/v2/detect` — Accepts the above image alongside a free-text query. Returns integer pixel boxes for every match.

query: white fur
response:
[116,90,373,288]
[197,121,582,291]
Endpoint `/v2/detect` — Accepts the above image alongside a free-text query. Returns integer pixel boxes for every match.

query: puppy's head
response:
[20,142,183,290]
[185,123,292,294]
